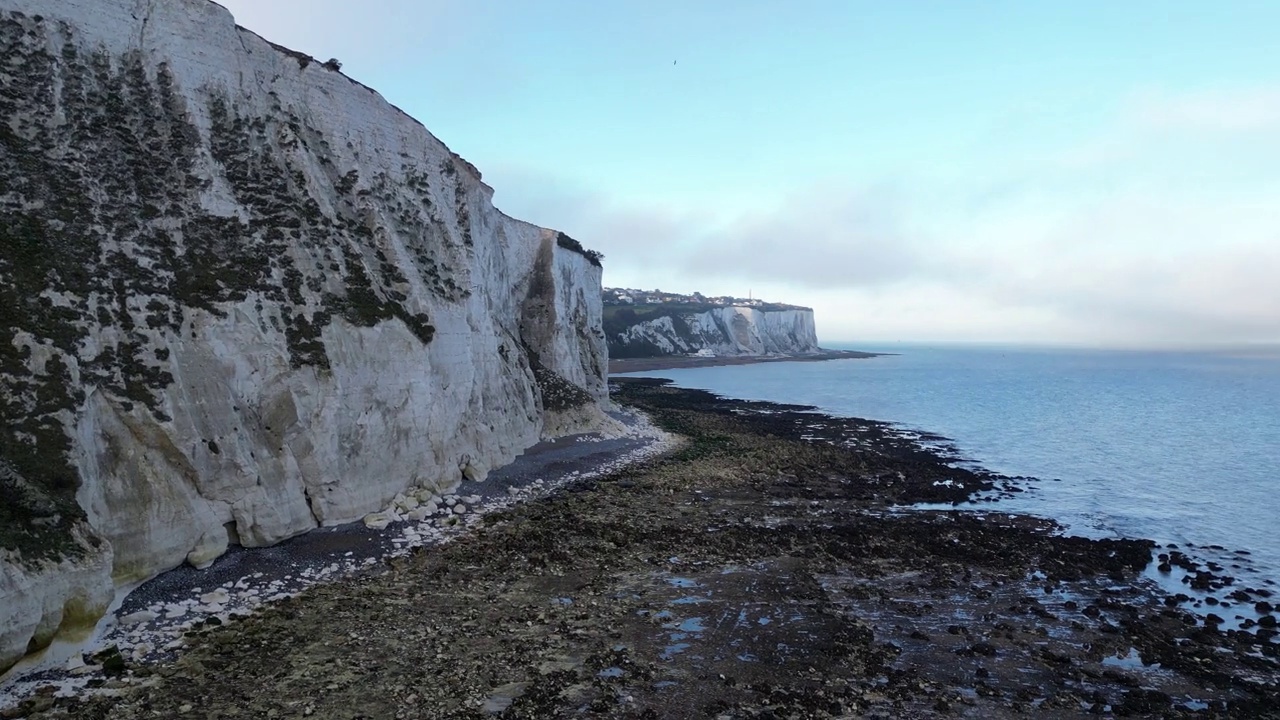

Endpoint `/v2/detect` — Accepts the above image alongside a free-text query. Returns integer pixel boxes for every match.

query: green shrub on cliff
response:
[555,232,603,267]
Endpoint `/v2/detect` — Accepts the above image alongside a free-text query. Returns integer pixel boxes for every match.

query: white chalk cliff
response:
[0,0,611,674]
[612,307,820,357]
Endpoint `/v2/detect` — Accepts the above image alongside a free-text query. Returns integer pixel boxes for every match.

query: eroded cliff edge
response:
[0,0,610,674]
[607,305,820,358]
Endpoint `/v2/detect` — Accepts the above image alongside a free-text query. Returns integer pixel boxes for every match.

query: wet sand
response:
[608,349,882,375]
[5,380,1280,718]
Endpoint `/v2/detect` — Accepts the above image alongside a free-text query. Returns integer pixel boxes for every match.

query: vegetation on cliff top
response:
[555,231,604,268]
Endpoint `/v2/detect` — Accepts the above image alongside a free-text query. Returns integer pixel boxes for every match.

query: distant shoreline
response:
[608,348,883,374]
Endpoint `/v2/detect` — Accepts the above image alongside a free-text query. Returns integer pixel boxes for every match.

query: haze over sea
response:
[627,345,1280,585]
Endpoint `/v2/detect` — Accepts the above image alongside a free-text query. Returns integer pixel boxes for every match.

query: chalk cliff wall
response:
[609,306,820,358]
[0,0,609,674]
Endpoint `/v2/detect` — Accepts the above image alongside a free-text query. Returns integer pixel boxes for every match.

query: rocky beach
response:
[4,378,1278,718]
[0,404,674,711]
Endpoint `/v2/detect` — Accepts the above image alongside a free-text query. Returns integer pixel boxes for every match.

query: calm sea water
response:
[624,345,1280,584]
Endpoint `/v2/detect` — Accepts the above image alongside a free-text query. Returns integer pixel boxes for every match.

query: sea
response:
[623,344,1280,588]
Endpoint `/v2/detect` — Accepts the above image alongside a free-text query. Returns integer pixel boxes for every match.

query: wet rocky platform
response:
[6,378,1280,718]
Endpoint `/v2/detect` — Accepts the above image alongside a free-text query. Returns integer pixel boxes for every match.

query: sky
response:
[217,0,1280,348]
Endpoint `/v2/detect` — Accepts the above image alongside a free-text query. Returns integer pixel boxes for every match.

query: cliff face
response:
[609,306,820,358]
[0,0,608,674]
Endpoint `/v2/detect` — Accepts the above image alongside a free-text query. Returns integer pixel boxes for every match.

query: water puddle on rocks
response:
[672,617,707,633]
[817,563,1233,713]
[660,643,692,660]
[481,681,530,714]
[1102,647,1151,670]
[653,680,678,690]
[611,558,862,700]
[665,576,700,589]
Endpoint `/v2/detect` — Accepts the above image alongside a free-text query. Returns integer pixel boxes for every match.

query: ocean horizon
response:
[624,343,1280,589]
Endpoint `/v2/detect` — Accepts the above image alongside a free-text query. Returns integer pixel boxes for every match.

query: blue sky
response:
[219,0,1280,347]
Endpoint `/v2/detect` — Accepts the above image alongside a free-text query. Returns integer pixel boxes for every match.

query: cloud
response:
[689,187,933,289]
[1002,242,1280,346]
[1130,87,1280,132]
[1051,85,1280,175]
[485,165,714,277]
[484,147,1280,345]
[890,183,1280,346]
[490,165,943,290]
[497,157,1280,346]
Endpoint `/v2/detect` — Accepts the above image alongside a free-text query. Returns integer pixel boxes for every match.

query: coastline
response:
[0,408,678,711]
[4,380,1278,718]
[608,349,882,375]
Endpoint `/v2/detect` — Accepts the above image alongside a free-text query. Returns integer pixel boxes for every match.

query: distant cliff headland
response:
[603,288,821,359]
